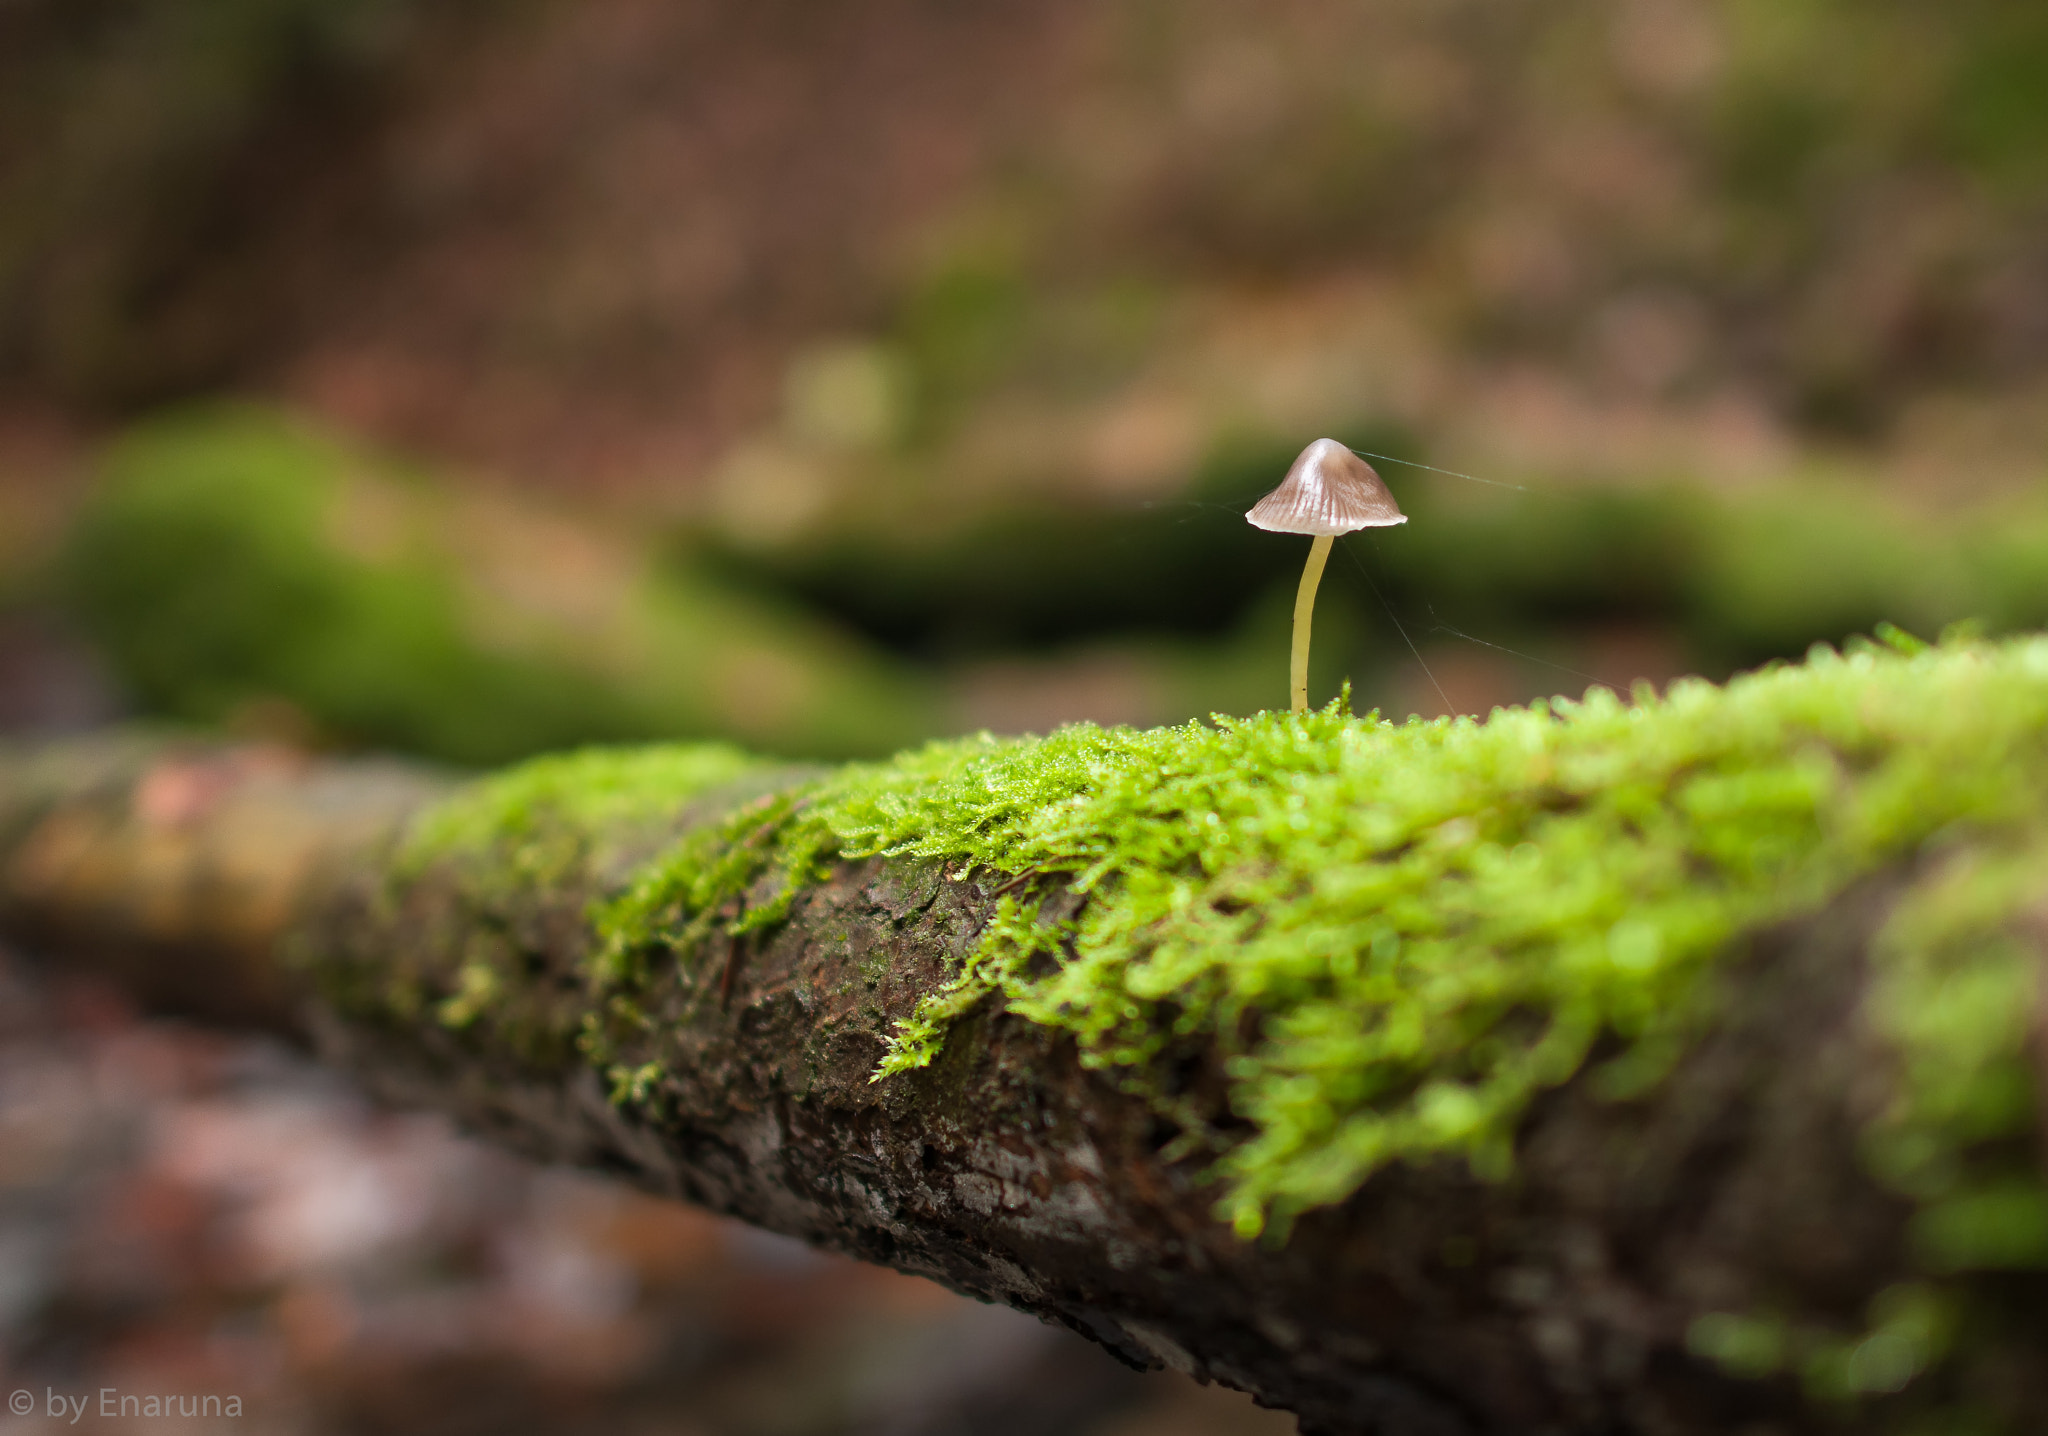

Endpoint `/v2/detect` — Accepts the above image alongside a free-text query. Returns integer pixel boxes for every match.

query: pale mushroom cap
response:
[1245,438,1407,535]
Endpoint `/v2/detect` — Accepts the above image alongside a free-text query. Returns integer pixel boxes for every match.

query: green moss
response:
[399,743,765,880]
[388,742,768,1046]
[63,407,652,763]
[385,631,2048,1414]
[810,634,2037,1240]
[591,786,824,987]
[61,406,944,762]
[1688,1282,1963,1403]
[389,632,2047,1306]
[533,632,2048,1250]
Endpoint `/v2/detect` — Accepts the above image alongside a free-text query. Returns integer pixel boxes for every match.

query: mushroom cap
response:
[1245,438,1407,535]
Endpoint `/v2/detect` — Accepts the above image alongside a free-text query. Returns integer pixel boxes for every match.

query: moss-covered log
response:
[5,636,2048,1434]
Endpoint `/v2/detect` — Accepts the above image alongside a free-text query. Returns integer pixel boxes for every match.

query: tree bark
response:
[2,733,2043,1435]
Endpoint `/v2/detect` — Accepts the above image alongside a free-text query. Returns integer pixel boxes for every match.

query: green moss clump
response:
[1867,832,2048,1275]
[389,634,2047,1357]
[529,631,2048,1260]
[64,407,652,763]
[60,406,944,762]
[804,633,2045,1244]
[399,743,765,881]
[590,785,823,992]
[386,742,768,1043]
[385,632,2048,1416]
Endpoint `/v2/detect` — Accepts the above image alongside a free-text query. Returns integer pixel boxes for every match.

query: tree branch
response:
[2,730,2043,1435]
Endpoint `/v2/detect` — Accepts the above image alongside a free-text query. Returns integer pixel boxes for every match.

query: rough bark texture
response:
[3,733,2045,1435]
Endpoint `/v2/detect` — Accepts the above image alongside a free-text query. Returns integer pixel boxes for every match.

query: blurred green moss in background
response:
[58,409,941,762]
[29,405,2048,766]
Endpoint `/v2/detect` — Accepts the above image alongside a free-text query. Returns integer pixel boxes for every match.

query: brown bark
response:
[2,733,2044,1435]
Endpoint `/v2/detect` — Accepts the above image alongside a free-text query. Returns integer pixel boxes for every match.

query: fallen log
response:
[4,635,2047,1435]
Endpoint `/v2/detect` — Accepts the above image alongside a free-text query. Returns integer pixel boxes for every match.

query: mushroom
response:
[1246,438,1407,713]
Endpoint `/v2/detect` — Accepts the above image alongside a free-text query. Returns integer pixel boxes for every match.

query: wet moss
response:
[358,743,771,1067]
[822,631,2048,1243]
[398,743,766,888]
[398,629,2048,1259]
[373,630,2048,1418]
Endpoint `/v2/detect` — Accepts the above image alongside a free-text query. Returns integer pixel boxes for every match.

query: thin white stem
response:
[1290,534,1333,713]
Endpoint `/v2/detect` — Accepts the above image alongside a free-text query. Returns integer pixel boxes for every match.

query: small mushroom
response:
[1246,438,1407,713]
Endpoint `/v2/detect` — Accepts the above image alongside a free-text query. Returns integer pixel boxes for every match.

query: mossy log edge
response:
[1,733,2043,1436]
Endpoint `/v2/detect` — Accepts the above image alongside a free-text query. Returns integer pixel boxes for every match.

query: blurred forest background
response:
[1,0,2045,1431]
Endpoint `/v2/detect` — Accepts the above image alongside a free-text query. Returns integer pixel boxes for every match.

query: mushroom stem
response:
[1290,534,1334,713]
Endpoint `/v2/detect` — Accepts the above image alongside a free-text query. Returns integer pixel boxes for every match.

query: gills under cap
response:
[1246,438,1407,535]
